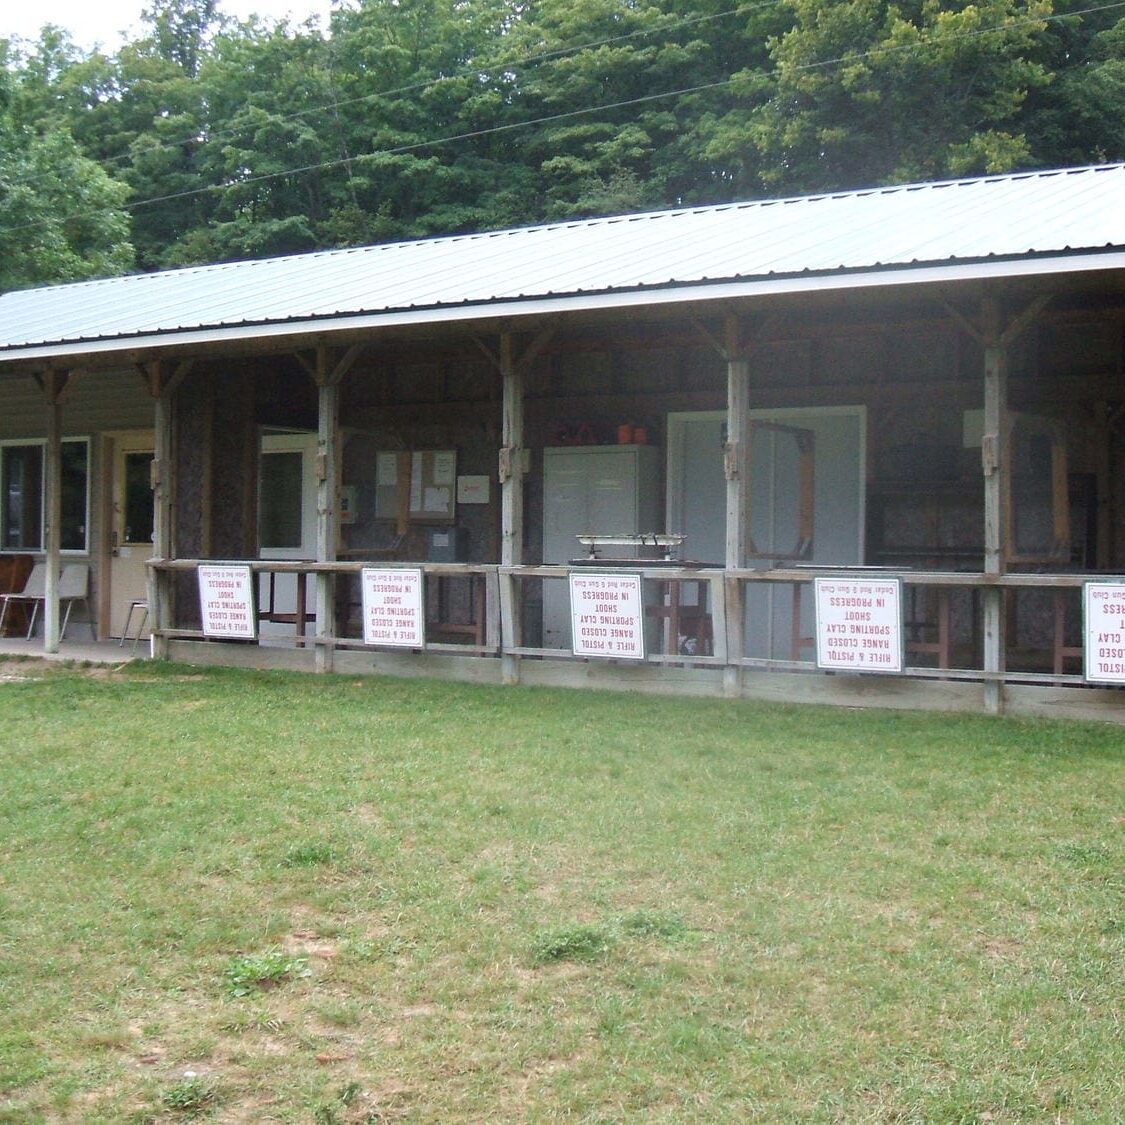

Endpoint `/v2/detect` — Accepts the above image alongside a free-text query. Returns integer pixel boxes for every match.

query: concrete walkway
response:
[0,635,147,665]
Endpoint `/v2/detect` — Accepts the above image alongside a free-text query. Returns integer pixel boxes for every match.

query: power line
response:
[11,1,774,195]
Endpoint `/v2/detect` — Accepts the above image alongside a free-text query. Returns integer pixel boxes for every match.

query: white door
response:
[667,408,866,659]
[541,446,659,648]
[106,431,155,640]
[258,432,318,640]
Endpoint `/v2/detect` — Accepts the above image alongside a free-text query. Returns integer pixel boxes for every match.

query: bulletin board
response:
[374,450,457,523]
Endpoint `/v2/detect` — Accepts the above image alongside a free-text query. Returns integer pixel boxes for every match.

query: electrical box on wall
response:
[427,526,469,562]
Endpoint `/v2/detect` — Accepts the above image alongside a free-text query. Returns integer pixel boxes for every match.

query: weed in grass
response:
[312,1080,364,1124]
[160,1074,218,1115]
[283,842,339,867]
[1056,841,1113,867]
[223,950,309,998]
[531,923,615,965]
[315,999,363,1028]
[619,910,687,940]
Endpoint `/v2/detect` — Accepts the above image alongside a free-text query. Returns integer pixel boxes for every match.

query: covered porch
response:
[2,166,1123,721]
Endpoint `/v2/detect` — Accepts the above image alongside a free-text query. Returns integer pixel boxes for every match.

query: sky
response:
[3,0,338,52]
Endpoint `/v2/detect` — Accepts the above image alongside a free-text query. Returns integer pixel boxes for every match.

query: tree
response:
[142,0,221,77]
[0,121,134,290]
[737,0,1055,192]
[1022,2,1125,166]
[0,37,134,290]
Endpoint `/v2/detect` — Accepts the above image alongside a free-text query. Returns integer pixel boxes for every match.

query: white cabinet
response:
[541,445,660,647]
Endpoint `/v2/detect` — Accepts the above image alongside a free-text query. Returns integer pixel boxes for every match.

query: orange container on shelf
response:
[632,426,647,444]
[617,423,634,444]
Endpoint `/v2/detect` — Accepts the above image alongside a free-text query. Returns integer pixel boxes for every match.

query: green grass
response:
[0,661,1121,1122]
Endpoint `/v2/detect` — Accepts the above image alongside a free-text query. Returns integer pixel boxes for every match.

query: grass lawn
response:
[0,661,1121,1123]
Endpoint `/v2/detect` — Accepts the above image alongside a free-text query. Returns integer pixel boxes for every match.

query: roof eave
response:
[2,249,1122,365]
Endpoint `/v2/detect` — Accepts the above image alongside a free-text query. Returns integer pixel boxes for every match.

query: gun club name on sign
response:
[814,576,903,673]
[569,572,645,660]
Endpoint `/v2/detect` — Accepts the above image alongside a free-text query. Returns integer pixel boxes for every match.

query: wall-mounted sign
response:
[361,567,424,648]
[457,474,490,505]
[569,571,645,660]
[198,565,257,639]
[1084,582,1125,683]
[814,575,903,673]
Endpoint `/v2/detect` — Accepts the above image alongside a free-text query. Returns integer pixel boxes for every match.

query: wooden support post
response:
[302,342,362,671]
[500,331,524,684]
[471,322,553,683]
[315,349,340,673]
[143,359,190,660]
[724,315,750,697]
[981,296,1008,714]
[42,371,67,653]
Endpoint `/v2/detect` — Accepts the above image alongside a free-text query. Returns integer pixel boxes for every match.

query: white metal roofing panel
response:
[1,163,1123,358]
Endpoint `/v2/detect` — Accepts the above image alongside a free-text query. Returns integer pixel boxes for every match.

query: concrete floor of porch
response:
[0,634,147,665]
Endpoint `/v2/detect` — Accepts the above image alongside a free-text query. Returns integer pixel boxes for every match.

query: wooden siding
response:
[0,368,151,440]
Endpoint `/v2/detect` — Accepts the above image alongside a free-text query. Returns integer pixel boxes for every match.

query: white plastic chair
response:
[25,563,95,641]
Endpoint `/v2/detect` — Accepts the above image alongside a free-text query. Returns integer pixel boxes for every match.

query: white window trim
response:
[0,436,92,556]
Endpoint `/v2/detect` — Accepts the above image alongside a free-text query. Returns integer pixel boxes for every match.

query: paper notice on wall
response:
[432,450,455,486]
[376,452,398,486]
[198,565,257,639]
[361,568,424,648]
[423,486,449,513]
[814,576,903,673]
[569,572,645,660]
[1084,582,1125,683]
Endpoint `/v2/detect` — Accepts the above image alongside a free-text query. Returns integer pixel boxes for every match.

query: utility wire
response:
[2,1,1122,241]
[11,0,775,194]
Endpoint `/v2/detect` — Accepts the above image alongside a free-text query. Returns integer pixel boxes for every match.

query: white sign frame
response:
[361,567,425,648]
[198,565,257,639]
[569,571,646,660]
[1083,581,1125,683]
[814,575,903,673]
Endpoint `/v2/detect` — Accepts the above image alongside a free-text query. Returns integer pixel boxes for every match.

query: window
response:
[259,449,304,550]
[1,439,90,552]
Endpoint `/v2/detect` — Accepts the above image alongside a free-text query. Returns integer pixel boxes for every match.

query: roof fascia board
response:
[3,250,1123,365]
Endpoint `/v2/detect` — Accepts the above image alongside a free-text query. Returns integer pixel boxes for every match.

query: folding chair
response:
[0,563,46,639]
[24,563,96,641]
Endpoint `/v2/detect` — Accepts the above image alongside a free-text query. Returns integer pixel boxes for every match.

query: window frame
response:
[0,436,92,555]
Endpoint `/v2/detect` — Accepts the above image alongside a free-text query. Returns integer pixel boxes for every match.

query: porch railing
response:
[149,559,1104,688]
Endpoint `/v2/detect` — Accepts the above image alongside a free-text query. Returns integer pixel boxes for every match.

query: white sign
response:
[457,474,490,505]
[814,575,903,673]
[198,565,257,639]
[1084,582,1125,683]
[569,572,645,660]
[361,568,424,648]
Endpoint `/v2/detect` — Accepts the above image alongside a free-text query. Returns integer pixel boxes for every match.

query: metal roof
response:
[2,163,1124,361]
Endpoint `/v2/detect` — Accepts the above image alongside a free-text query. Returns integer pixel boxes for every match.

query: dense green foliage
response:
[2,0,1123,286]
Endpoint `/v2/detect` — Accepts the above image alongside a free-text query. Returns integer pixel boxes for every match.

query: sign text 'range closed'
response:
[1084,581,1125,684]
[569,572,646,660]
[198,565,257,639]
[361,567,424,648]
[814,575,903,673]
